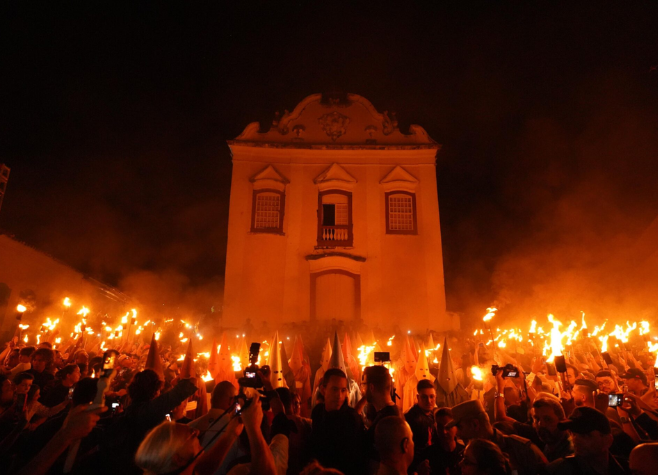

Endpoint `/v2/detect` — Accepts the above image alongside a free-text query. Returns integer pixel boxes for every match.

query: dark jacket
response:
[82,377,198,475]
[543,453,628,475]
[310,402,366,475]
[491,428,548,475]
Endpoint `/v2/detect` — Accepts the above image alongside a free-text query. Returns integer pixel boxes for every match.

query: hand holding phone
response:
[608,393,623,407]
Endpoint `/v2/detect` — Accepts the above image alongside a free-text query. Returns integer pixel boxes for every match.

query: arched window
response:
[385,191,417,234]
[317,190,353,247]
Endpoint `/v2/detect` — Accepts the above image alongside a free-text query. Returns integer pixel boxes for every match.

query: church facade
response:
[223,93,457,332]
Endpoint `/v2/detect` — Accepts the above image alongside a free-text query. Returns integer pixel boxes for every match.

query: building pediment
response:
[250,165,289,191]
[314,163,357,191]
[380,166,418,192]
[229,93,440,149]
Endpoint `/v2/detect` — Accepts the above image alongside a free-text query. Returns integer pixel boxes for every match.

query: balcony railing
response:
[317,225,352,247]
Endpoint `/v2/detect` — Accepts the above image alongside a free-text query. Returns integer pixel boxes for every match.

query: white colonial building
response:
[223,92,457,332]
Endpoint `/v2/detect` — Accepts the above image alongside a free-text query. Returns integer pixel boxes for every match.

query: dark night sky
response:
[2,2,658,325]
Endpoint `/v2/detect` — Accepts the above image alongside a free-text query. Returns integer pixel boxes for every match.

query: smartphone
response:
[602,352,613,365]
[608,393,623,407]
[374,352,391,364]
[67,386,75,400]
[234,403,242,415]
[245,371,256,379]
[554,355,567,373]
[103,350,118,371]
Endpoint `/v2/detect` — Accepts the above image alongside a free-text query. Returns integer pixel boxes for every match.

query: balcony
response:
[317,225,352,247]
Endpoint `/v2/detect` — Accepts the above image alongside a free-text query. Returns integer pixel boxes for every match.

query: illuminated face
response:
[15,378,32,395]
[624,378,645,394]
[32,355,47,373]
[436,415,457,446]
[321,375,348,411]
[173,427,201,469]
[67,367,81,385]
[417,388,436,413]
[595,376,617,395]
[566,367,577,386]
[291,394,301,416]
[532,406,561,444]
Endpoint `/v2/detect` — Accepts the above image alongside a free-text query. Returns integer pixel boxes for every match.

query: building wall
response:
[223,147,453,332]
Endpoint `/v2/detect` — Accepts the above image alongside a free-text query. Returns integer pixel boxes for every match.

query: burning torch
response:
[14,304,27,339]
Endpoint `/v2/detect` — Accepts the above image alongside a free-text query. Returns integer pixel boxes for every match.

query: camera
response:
[491,363,519,378]
[374,352,390,364]
[238,343,263,389]
[608,393,623,407]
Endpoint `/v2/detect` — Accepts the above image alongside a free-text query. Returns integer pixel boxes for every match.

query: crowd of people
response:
[1,320,658,475]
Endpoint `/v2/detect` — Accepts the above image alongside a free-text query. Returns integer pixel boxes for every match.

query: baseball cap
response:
[620,368,648,386]
[445,400,486,429]
[558,406,611,435]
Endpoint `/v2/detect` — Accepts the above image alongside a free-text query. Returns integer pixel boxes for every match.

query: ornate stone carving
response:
[292,124,306,140]
[318,111,350,141]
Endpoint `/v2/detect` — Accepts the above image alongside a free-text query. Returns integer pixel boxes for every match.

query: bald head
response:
[374,416,414,466]
[211,381,236,410]
[630,443,658,475]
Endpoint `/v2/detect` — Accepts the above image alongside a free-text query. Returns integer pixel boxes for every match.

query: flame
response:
[18,324,29,330]
[591,321,607,337]
[545,314,564,363]
[599,335,609,353]
[483,307,497,322]
[63,297,71,308]
[202,370,213,382]
[357,344,375,371]
[16,304,27,313]
[36,334,41,345]
[471,366,483,381]
[77,306,90,317]
[43,318,59,331]
[55,337,61,344]
[155,332,161,341]
[121,312,129,324]
[528,320,537,334]
[640,321,650,336]
[232,355,242,372]
[387,335,395,347]
[23,334,28,343]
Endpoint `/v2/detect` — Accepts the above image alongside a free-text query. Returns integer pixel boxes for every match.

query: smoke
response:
[458,84,658,327]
